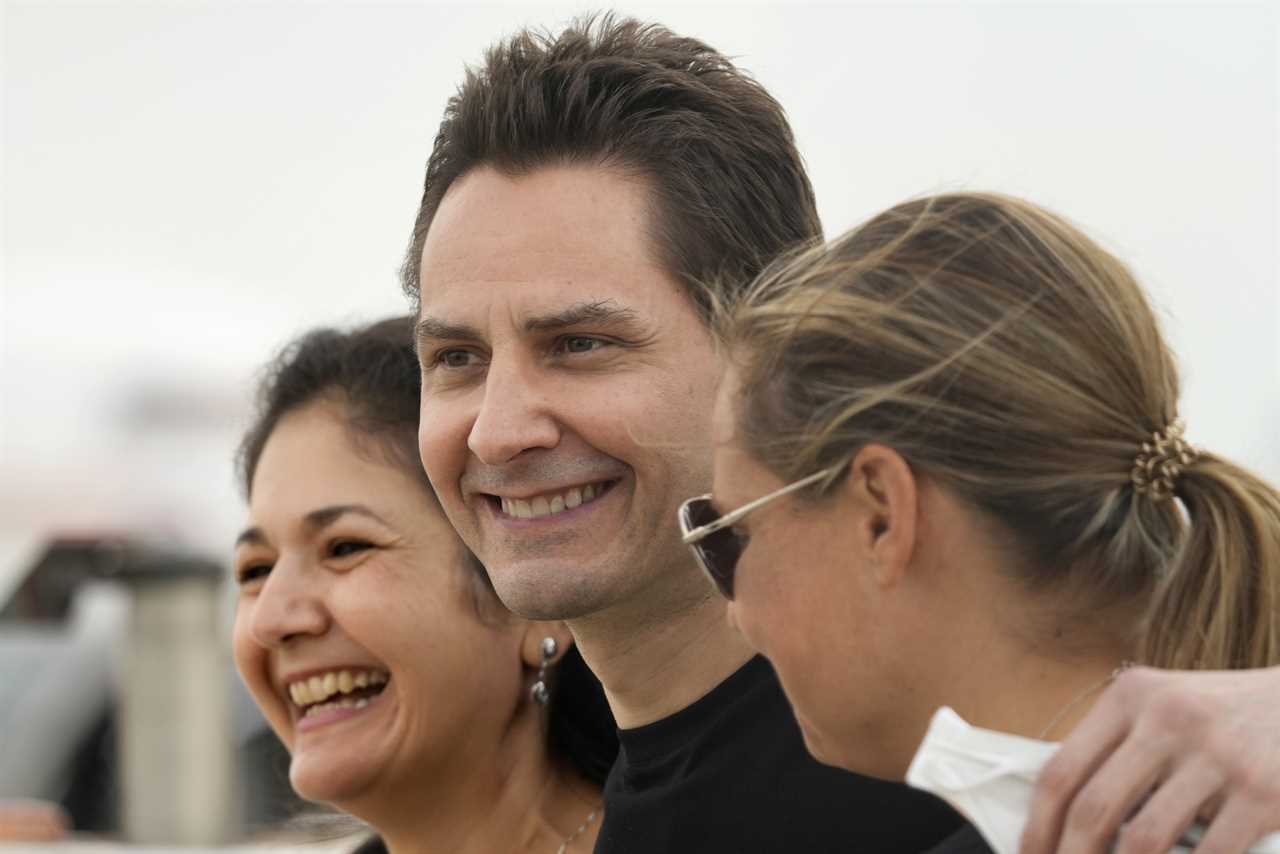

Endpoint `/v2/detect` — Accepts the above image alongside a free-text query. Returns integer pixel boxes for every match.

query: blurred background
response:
[2,0,1277,847]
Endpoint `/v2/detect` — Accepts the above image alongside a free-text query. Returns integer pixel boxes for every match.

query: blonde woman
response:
[683,193,1280,853]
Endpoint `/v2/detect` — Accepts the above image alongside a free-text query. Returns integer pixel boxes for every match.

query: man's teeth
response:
[501,483,604,519]
[289,669,388,707]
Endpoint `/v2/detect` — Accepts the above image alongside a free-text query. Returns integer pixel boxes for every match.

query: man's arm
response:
[1020,666,1280,854]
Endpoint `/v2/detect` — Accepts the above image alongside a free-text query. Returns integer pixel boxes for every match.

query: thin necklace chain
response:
[1037,661,1132,741]
[555,807,598,854]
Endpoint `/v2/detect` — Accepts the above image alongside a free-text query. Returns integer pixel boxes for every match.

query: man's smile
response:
[486,478,620,519]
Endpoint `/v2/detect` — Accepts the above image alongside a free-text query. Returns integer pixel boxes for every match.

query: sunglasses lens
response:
[683,498,742,599]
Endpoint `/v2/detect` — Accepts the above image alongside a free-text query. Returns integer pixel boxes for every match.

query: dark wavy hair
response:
[236,315,618,785]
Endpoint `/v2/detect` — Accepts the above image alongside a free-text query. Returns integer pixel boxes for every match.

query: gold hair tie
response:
[1131,419,1197,501]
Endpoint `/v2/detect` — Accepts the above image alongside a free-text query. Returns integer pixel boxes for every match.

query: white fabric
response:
[906,706,1280,854]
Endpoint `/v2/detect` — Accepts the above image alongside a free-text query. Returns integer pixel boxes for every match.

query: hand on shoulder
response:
[1021,665,1280,854]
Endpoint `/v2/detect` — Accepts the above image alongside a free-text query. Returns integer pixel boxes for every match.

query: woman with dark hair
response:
[685,193,1280,853]
[232,316,616,853]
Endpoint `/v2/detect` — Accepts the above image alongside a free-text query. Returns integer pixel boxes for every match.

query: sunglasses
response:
[677,465,842,599]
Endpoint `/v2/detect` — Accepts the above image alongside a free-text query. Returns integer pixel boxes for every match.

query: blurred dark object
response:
[0,536,129,831]
[57,707,120,833]
[0,535,128,621]
[240,726,316,833]
[0,535,237,844]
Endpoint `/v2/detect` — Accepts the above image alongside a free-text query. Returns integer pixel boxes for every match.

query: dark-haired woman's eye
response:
[330,540,373,559]
[236,564,272,587]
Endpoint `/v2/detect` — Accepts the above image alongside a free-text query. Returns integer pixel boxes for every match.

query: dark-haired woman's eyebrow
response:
[235,505,393,552]
[235,526,266,548]
[303,504,393,534]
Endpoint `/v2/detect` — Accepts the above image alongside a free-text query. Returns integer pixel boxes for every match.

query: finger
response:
[1113,761,1223,854]
[1053,730,1173,854]
[1193,786,1280,854]
[1022,692,1131,854]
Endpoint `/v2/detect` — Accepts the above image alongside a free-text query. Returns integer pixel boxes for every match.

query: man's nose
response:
[467,359,561,465]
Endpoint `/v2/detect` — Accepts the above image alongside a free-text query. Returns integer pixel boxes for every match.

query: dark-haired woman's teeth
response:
[289,669,388,707]
[501,483,603,519]
[304,696,374,716]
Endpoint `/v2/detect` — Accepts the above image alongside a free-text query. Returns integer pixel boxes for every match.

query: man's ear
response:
[520,620,575,668]
[842,443,919,588]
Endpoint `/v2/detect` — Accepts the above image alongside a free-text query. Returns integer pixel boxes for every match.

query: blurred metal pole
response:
[114,550,235,845]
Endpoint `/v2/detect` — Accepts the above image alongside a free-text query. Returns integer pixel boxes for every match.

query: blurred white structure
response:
[2,3,1277,590]
[116,554,234,845]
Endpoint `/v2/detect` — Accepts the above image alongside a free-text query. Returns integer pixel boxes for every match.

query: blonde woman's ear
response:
[846,443,919,588]
[520,620,575,668]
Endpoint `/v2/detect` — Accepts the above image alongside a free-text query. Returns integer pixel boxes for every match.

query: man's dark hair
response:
[401,14,822,319]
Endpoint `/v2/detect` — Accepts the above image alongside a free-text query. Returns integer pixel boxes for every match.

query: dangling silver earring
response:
[530,636,557,706]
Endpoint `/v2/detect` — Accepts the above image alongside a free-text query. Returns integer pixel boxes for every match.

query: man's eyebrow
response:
[415,316,482,345]
[416,301,644,347]
[523,300,641,333]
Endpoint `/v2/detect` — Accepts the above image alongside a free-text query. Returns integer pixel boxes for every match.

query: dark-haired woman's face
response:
[232,402,526,807]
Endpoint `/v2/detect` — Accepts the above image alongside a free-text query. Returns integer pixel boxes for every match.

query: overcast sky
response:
[2,1,1277,586]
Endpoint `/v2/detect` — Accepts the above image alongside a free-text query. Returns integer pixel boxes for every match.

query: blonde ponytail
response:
[1143,456,1280,669]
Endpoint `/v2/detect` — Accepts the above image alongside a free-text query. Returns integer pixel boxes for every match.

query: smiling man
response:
[413,167,719,639]
[402,17,962,853]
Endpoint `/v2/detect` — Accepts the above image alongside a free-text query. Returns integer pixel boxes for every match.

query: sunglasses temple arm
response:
[682,465,841,544]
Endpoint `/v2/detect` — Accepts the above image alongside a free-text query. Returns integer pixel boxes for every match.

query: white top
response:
[906,706,1280,854]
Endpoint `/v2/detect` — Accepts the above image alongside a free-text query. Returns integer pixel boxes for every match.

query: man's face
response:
[415,164,722,622]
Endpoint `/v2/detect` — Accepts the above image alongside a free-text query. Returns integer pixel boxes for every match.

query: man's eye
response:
[558,336,606,354]
[436,349,478,368]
